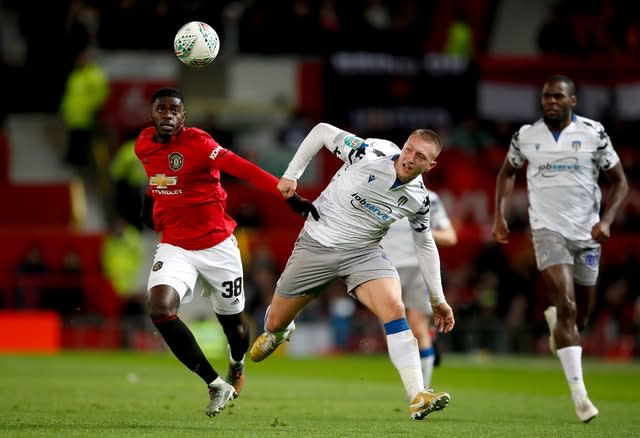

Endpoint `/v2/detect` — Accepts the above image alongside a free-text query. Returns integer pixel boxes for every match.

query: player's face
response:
[151,96,185,138]
[395,134,438,182]
[541,81,575,128]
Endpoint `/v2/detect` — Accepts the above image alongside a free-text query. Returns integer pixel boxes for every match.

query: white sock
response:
[420,354,435,388]
[557,346,587,400]
[386,329,423,400]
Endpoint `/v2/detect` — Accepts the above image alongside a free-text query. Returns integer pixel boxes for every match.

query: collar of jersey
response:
[153,125,185,144]
[548,113,576,141]
[389,154,405,188]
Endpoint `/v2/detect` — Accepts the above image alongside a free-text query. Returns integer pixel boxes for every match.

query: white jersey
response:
[381,191,451,268]
[508,114,620,240]
[282,123,445,306]
[287,130,431,249]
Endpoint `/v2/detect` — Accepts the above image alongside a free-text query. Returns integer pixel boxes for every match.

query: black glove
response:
[141,194,155,230]
[286,193,320,221]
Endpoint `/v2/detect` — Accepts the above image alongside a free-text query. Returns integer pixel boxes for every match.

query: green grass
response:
[0,352,638,437]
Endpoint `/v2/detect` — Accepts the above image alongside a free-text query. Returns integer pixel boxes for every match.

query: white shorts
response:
[147,235,245,315]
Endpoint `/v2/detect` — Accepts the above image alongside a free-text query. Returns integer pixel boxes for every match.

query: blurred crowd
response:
[537,0,640,56]
[1,0,639,357]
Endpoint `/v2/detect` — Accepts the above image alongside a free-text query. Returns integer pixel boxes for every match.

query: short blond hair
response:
[410,128,443,156]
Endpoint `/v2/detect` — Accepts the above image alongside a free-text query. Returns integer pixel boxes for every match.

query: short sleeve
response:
[593,123,620,171]
[506,127,527,169]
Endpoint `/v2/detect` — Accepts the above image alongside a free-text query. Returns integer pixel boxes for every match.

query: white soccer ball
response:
[174,21,220,67]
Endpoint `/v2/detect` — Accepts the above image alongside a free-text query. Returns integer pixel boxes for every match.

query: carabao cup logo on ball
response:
[174,21,220,67]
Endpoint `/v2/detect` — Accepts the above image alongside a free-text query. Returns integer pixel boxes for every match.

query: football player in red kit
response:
[135,88,318,417]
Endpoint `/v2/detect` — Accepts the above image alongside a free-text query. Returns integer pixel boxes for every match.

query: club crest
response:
[152,261,163,271]
[168,152,184,171]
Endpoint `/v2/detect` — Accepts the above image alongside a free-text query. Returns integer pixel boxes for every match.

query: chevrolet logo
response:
[149,174,177,189]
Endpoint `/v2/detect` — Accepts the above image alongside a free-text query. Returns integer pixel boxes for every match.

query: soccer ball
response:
[173,21,220,67]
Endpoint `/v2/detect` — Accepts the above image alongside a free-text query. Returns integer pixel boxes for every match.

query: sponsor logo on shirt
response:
[536,158,580,177]
[150,174,177,189]
[168,152,184,171]
[209,145,223,160]
[149,174,182,195]
[350,192,392,221]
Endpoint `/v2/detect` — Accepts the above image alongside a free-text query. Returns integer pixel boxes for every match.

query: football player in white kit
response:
[380,190,457,390]
[493,75,628,423]
[249,122,455,420]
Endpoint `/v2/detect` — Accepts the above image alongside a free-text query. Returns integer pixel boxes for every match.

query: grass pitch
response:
[0,351,637,437]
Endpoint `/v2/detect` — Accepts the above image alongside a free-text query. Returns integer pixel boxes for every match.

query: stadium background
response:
[0,0,638,361]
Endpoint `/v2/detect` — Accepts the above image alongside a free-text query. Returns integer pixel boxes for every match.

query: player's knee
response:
[384,300,406,322]
[147,297,177,321]
[148,307,172,321]
[147,286,180,321]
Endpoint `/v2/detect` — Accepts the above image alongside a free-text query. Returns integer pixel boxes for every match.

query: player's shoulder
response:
[134,127,155,151]
[407,174,429,197]
[363,138,401,157]
[179,126,223,156]
[573,114,605,134]
[181,126,213,140]
[518,119,545,134]
[137,127,155,140]
[513,119,545,141]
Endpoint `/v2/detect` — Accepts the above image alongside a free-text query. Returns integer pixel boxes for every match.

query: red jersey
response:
[135,126,281,250]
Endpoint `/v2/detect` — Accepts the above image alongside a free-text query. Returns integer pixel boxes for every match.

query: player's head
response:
[541,75,576,130]
[395,128,442,182]
[151,88,185,140]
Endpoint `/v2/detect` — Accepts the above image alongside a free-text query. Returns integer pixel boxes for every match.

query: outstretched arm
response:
[219,151,282,197]
[219,151,319,220]
[282,123,343,183]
